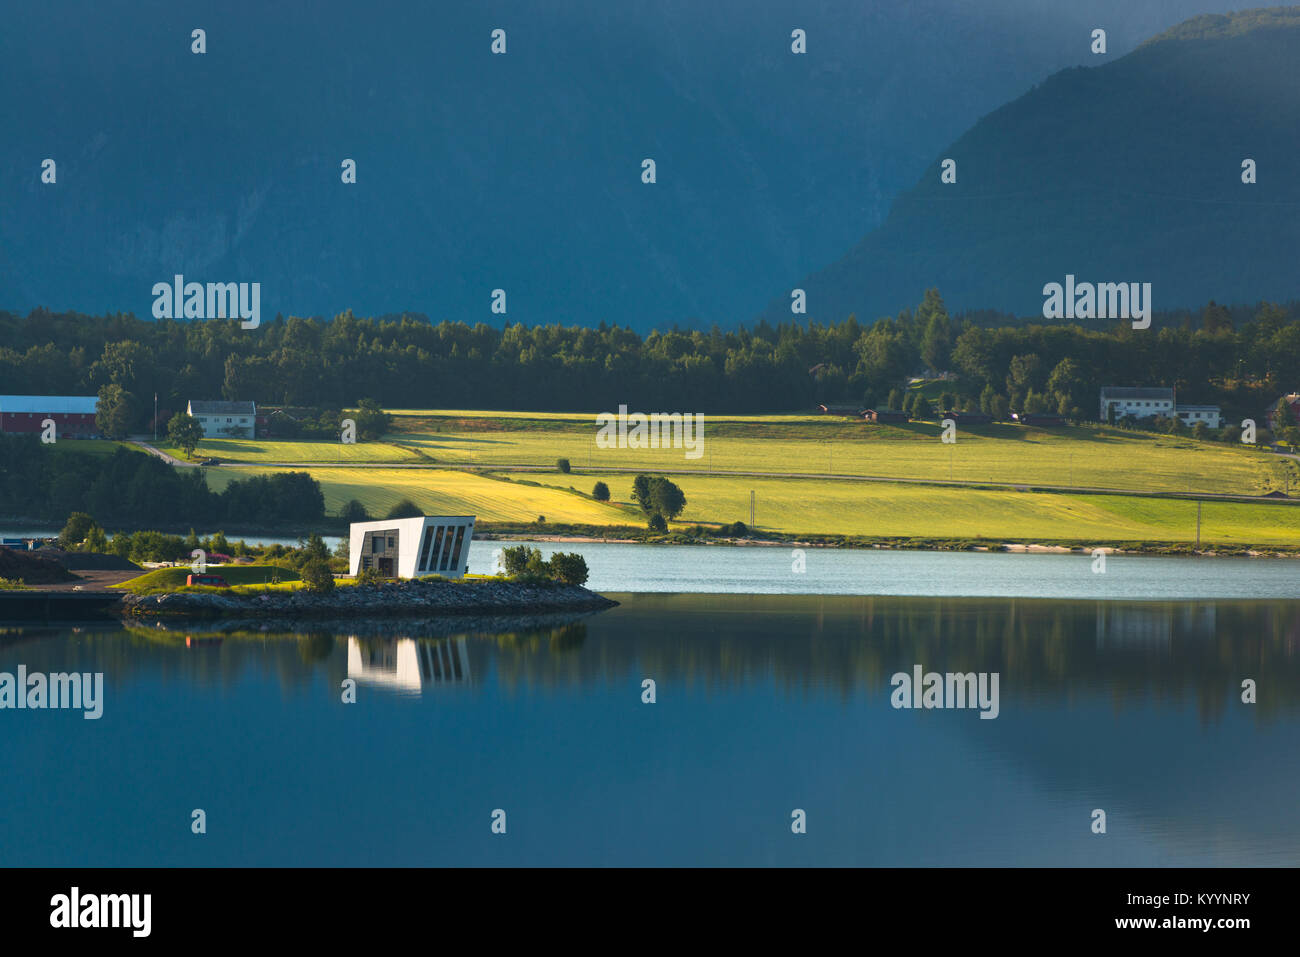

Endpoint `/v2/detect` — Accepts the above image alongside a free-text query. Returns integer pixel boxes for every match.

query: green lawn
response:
[158,438,421,464]
[204,466,639,525]
[152,412,1296,497]
[113,564,302,595]
[386,418,1290,496]
[504,470,1300,547]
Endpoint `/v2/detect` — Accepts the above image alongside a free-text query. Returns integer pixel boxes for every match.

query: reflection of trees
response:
[7,597,1299,722]
[481,596,1300,722]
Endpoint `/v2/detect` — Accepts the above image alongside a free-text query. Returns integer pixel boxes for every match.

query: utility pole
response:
[750,490,755,527]
[153,392,158,442]
[1196,500,1202,549]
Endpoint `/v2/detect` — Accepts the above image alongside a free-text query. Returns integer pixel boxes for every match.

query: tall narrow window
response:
[418,526,436,570]
[447,525,466,572]
[428,527,445,572]
[438,525,456,570]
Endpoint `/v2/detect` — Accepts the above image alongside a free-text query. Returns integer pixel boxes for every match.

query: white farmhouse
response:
[1174,405,1222,429]
[1099,387,1174,422]
[186,399,256,438]
[348,515,476,579]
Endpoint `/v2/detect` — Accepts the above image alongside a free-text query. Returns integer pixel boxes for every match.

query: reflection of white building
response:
[348,515,475,579]
[347,637,472,694]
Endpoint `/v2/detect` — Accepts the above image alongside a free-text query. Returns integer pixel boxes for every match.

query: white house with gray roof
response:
[1099,387,1174,422]
[186,399,256,438]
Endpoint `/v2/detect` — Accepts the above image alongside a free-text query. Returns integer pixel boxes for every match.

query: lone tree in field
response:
[632,474,686,521]
[556,458,571,473]
[592,480,610,501]
[167,412,205,459]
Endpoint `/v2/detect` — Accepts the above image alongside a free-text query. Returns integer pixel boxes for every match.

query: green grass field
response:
[507,470,1300,546]
[204,467,640,525]
[158,438,421,464]
[113,564,302,595]
[171,412,1296,496]
[137,409,1300,548]
[390,416,1291,496]
[201,458,1300,547]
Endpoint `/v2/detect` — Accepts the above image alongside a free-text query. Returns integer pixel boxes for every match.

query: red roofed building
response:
[0,395,100,438]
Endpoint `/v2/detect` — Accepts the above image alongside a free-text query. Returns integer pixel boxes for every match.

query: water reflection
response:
[3,596,1299,865]
[347,637,472,695]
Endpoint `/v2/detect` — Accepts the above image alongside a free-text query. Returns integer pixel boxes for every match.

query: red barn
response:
[0,395,100,438]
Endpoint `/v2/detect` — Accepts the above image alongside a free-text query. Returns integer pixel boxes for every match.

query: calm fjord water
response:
[3,587,1297,866]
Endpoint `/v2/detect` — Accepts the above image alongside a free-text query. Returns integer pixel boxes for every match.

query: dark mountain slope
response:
[0,0,1241,330]
[769,7,1300,324]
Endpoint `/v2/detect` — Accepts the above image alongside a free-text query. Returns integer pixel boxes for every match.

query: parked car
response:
[198,457,220,466]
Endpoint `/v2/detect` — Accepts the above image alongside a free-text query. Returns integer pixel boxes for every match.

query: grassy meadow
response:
[508,470,1300,547]
[171,411,1297,496]
[134,409,1300,549]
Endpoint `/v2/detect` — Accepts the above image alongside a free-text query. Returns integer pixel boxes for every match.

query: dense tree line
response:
[1,294,1297,423]
[0,435,325,525]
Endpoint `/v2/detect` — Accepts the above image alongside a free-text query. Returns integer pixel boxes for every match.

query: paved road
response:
[124,440,1298,506]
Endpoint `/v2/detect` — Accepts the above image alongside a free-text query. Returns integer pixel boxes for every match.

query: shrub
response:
[592,481,610,501]
[648,514,667,533]
[301,558,335,593]
[556,458,571,473]
[354,567,382,586]
[548,552,589,585]
[502,544,541,576]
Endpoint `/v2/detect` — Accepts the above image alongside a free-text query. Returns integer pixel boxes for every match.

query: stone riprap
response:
[120,579,618,619]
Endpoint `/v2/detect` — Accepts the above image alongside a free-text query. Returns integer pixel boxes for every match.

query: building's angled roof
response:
[188,400,256,415]
[1100,387,1174,400]
[0,395,98,414]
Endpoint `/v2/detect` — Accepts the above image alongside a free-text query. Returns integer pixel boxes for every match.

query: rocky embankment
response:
[120,579,619,619]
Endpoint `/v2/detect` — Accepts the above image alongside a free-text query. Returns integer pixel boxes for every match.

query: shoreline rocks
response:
[119,579,619,620]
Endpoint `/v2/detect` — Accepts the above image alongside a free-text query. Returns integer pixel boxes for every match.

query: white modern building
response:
[1099,387,1174,422]
[186,399,256,438]
[348,515,476,579]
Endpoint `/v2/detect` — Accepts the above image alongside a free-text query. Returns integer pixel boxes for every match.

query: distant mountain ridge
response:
[765,6,1300,325]
[0,0,1248,331]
